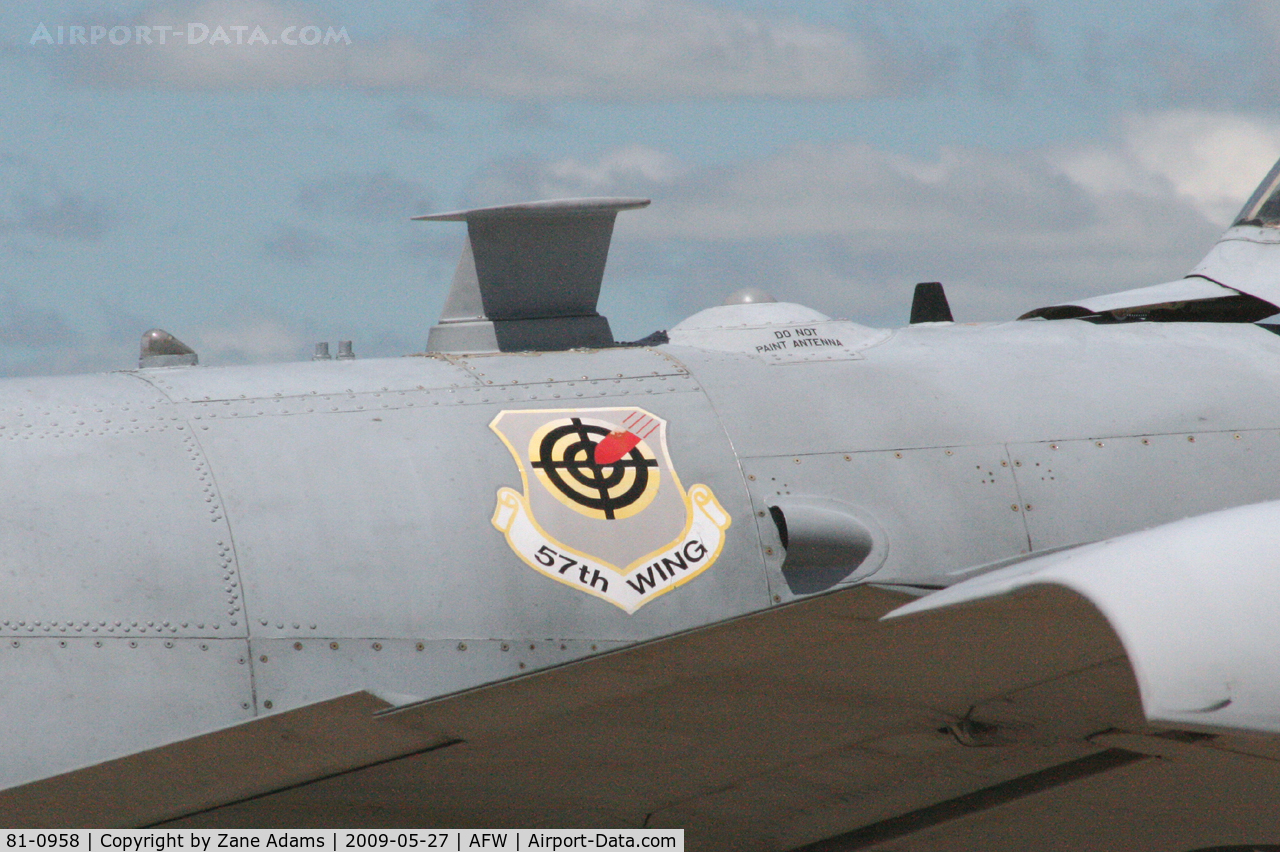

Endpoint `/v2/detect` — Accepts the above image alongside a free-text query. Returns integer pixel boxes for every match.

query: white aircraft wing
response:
[893,498,1280,737]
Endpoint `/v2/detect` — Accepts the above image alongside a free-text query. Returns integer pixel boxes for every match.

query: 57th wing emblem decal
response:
[490,407,731,613]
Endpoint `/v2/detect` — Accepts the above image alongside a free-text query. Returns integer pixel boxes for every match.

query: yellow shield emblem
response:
[490,407,731,613]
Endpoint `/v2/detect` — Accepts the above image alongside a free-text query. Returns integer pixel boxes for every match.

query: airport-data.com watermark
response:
[30,22,351,47]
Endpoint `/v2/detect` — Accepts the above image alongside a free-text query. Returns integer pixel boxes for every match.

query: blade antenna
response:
[910,282,954,324]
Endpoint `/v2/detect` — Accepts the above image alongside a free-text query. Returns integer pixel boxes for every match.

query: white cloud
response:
[446,0,887,99]
[62,1,354,90]
[542,146,685,194]
[1121,112,1280,225]
[477,111,1278,327]
[57,0,909,99]
[1059,111,1280,227]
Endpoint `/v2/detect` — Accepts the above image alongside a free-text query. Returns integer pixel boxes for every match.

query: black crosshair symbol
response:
[531,418,657,520]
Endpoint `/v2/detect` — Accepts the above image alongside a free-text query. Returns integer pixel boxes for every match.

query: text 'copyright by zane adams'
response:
[3,831,683,851]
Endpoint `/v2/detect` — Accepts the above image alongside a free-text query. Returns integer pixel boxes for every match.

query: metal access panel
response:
[0,412,243,636]
[190,382,769,650]
[0,636,251,789]
[741,444,1030,597]
[445,346,689,386]
[1009,428,1280,550]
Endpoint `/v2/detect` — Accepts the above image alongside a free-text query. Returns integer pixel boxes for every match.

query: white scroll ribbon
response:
[492,484,731,614]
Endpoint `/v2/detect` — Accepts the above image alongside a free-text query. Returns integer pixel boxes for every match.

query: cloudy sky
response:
[2,0,1280,375]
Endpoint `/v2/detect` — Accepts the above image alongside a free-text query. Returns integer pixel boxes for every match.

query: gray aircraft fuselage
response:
[4,306,1279,789]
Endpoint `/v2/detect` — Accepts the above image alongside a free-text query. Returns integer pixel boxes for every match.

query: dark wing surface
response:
[8,538,1280,850]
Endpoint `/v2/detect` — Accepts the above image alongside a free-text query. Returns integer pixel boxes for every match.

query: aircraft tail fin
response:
[415,198,650,354]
